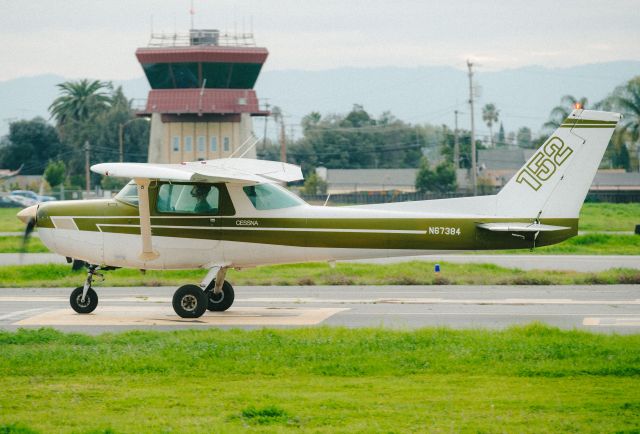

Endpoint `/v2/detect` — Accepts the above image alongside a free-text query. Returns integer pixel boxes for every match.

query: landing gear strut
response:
[69,265,101,314]
[171,267,235,318]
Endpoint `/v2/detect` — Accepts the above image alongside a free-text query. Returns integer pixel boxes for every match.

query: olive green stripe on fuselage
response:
[39,216,578,250]
[559,125,616,128]
[37,215,575,231]
[562,119,618,125]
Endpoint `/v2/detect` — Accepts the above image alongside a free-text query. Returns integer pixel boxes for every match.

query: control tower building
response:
[136,29,268,163]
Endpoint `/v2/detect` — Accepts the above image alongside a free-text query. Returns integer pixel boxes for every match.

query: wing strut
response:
[135,178,159,262]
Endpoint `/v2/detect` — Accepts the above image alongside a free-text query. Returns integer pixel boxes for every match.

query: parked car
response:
[11,190,56,203]
[0,194,37,208]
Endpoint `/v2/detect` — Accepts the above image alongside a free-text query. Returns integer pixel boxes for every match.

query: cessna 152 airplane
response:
[17,109,620,318]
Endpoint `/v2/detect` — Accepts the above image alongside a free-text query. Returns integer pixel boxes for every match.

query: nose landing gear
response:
[69,265,102,314]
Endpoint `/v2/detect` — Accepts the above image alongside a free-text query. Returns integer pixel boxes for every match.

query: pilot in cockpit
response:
[191,184,213,213]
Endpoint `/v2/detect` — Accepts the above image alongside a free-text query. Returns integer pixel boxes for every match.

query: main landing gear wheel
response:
[205,280,235,312]
[70,286,98,314]
[172,284,208,318]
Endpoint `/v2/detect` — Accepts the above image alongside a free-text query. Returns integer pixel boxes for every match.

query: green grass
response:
[538,233,640,254]
[0,208,25,233]
[486,233,640,255]
[0,325,638,433]
[1,261,639,287]
[0,236,48,253]
[580,202,640,232]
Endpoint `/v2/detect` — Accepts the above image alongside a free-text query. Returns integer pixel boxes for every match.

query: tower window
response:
[197,136,206,152]
[210,137,218,152]
[172,136,180,152]
[184,136,193,152]
[223,137,230,152]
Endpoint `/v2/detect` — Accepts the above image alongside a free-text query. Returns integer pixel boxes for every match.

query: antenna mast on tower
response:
[190,0,195,30]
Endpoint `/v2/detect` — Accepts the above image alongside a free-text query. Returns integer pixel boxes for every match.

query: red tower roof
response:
[135,46,268,65]
[140,89,267,116]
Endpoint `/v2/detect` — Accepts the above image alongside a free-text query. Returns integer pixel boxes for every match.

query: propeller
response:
[17,205,38,255]
[21,217,36,253]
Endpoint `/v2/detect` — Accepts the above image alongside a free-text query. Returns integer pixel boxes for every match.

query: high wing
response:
[91,158,304,184]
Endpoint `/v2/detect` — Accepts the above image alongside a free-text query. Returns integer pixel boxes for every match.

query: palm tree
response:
[49,79,112,126]
[543,95,588,131]
[481,103,499,146]
[611,77,640,143]
[609,77,640,171]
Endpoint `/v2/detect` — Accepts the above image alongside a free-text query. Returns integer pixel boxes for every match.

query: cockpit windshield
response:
[243,183,305,210]
[114,181,139,206]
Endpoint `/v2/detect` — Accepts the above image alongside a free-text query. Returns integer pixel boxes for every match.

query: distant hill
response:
[1,61,638,138]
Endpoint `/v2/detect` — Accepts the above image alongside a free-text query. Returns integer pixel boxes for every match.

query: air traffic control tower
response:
[136,29,268,163]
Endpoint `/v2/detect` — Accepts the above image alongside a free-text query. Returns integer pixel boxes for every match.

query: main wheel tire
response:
[70,286,98,314]
[172,284,208,318]
[205,280,235,312]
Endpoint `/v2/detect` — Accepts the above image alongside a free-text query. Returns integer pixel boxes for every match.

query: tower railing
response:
[147,30,256,48]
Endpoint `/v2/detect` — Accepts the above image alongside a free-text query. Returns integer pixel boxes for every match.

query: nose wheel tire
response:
[70,286,98,314]
[205,280,235,312]
[172,284,208,318]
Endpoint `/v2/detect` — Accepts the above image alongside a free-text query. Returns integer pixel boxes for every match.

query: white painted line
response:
[378,298,640,305]
[583,317,640,327]
[0,308,46,321]
[95,224,425,235]
[351,312,640,317]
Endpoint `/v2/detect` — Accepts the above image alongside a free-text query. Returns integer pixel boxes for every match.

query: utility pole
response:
[467,60,477,196]
[119,123,124,163]
[453,110,460,169]
[84,141,91,195]
[279,119,286,163]
[262,101,270,150]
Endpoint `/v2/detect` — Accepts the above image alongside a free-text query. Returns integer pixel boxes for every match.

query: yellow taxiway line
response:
[14,306,348,327]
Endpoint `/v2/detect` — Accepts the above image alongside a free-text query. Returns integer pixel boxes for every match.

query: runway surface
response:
[1,285,638,334]
[2,253,640,271]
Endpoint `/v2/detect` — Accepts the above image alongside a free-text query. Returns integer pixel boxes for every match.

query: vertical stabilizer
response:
[495,109,621,218]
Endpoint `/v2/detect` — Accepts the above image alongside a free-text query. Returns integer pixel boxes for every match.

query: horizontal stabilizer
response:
[476,222,570,232]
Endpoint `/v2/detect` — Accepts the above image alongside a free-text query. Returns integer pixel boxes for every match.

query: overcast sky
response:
[0,0,638,82]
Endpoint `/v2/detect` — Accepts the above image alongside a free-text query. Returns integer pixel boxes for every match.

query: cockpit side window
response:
[157,183,220,215]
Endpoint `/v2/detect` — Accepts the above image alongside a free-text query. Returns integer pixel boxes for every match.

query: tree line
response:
[1,75,639,194]
[0,79,149,191]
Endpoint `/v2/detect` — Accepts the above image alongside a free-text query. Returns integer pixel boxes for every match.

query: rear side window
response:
[243,184,304,210]
[157,183,220,215]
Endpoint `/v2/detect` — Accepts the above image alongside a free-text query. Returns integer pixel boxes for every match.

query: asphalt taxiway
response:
[1,284,638,334]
